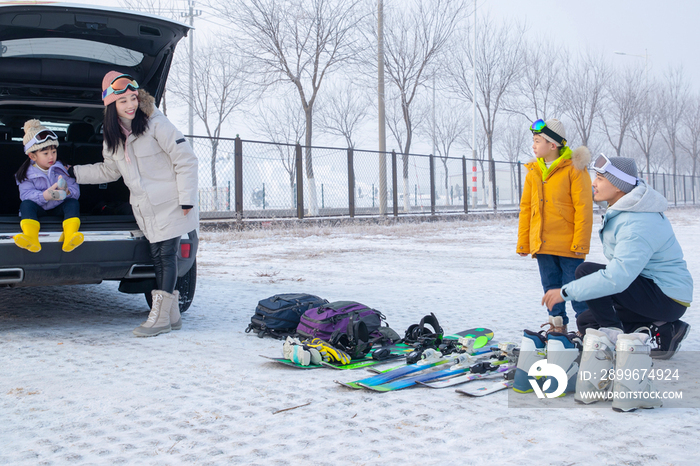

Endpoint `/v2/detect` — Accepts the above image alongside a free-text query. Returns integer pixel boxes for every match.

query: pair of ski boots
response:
[513,329,582,397]
[574,328,663,412]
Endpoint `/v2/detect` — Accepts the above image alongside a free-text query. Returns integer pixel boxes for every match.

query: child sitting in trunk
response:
[13,119,83,253]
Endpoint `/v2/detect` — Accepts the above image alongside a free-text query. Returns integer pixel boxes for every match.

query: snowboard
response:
[261,343,413,370]
[456,380,512,397]
[444,327,494,349]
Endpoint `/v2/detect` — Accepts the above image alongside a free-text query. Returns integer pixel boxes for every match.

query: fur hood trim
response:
[138,89,156,117]
[571,146,591,171]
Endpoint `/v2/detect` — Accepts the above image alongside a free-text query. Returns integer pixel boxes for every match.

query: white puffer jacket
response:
[74,90,198,243]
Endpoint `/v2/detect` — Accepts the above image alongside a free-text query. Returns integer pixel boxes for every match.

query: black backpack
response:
[245,293,328,339]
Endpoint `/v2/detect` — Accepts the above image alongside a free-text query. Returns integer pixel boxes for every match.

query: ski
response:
[335,349,450,389]
[456,380,513,397]
[416,363,514,389]
[360,356,509,392]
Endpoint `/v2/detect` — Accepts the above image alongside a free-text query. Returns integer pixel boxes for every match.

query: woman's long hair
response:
[103,101,149,153]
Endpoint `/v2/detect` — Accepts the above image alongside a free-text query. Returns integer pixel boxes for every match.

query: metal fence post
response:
[518,161,523,199]
[391,150,398,217]
[491,158,497,213]
[663,173,666,200]
[683,175,687,204]
[462,156,468,214]
[347,148,355,217]
[295,143,304,219]
[429,154,436,215]
[234,137,243,220]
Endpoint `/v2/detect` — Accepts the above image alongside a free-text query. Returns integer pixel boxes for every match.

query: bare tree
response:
[449,15,525,208]
[559,51,610,147]
[506,40,563,122]
[169,39,251,194]
[316,80,370,149]
[629,80,661,180]
[253,93,306,208]
[378,0,465,212]
[600,66,644,157]
[209,0,366,216]
[423,97,469,205]
[659,66,689,203]
[678,92,700,180]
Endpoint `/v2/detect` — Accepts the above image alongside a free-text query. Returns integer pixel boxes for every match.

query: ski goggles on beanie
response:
[102,74,139,101]
[593,153,638,186]
[24,129,58,153]
[530,119,567,146]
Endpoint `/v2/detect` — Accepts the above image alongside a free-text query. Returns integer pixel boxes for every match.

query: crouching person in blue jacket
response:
[542,155,692,360]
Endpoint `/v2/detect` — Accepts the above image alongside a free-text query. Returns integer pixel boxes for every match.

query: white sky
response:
[59,0,700,155]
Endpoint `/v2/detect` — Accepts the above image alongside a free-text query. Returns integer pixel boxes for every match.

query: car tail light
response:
[180,243,191,259]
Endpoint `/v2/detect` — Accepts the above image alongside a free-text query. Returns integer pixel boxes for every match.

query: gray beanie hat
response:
[541,119,566,147]
[604,157,638,193]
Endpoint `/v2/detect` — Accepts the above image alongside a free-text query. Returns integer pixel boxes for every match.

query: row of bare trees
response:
[122,0,700,211]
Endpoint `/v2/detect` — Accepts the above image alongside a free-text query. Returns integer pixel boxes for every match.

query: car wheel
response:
[144,260,197,313]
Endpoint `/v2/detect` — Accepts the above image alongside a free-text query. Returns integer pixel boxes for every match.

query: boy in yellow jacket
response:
[517,119,593,334]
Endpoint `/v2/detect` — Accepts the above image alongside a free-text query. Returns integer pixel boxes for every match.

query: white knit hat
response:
[540,119,566,147]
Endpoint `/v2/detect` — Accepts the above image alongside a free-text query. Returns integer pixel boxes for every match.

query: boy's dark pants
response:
[573,262,686,333]
[536,254,586,325]
[20,198,80,221]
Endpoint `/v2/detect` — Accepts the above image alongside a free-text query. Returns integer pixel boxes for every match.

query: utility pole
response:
[378,0,387,215]
[181,0,202,142]
[471,0,477,209]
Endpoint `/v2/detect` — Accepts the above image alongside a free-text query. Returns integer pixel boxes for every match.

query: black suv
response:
[0,3,198,312]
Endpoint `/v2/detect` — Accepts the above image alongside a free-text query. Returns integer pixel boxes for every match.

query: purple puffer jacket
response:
[17,161,80,211]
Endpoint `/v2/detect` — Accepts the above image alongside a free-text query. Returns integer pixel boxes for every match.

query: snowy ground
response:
[1,209,699,465]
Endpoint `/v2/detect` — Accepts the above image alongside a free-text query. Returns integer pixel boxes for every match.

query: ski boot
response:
[542,332,582,397]
[512,329,547,393]
[574,328,622,404]
[612,332,662,412]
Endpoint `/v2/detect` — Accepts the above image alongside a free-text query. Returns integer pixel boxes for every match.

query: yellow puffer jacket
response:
[517,146,593,258]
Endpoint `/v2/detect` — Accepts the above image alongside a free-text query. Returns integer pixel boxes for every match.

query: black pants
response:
[150,236,181,294]
[574,262,687,333]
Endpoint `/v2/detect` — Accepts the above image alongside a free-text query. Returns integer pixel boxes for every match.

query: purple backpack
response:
[296,301,385,341]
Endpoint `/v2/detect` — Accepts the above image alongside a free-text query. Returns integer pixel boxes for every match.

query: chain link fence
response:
[191,136,700,219]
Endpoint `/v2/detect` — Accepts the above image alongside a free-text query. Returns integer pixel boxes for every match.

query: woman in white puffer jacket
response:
[71,71,198,337]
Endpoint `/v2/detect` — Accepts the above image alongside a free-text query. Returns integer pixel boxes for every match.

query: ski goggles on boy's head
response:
[593,153,638,186]
[24,129,58,153]
[102,74,139,100]
[530,119,567,146]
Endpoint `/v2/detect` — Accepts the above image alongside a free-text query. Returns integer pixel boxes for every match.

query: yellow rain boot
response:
[59,217,84,252]
[13,219,42,253]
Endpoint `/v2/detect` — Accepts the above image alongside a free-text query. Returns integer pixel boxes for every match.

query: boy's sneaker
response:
[649,320,690,360]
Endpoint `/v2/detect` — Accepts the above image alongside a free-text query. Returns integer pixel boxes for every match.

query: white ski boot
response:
[575,328,622,404]
[543,332,582,396]
[612,333,663,412]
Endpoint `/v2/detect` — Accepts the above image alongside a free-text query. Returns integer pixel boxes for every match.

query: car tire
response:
[144,259,197,313]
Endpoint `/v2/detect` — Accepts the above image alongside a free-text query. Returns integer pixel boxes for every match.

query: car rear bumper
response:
[0,230,197,287]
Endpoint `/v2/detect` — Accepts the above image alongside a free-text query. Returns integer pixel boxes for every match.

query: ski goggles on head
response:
[593,153,638,186]
[102,74,139,100]
[24,129,58,153]
[530,119,567,146]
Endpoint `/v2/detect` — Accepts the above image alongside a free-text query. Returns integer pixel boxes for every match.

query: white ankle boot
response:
[133,290,175,337]
[575,328,622,404]
[612,333,663,412]
[170,290,182,331]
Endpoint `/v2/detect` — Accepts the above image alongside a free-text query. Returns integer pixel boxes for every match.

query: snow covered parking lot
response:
[1,210,699,465]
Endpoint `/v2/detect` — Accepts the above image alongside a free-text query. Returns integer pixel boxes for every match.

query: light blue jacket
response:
[562,180,693,305]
